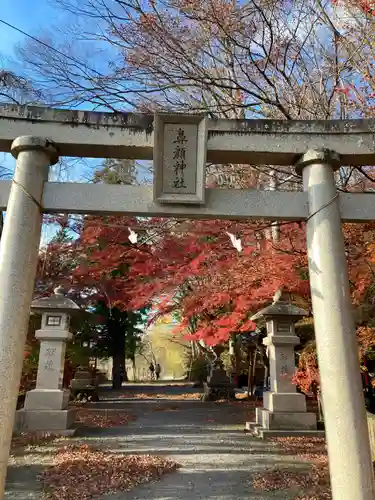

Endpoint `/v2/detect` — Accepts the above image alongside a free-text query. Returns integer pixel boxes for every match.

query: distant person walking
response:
[149,362,155,380]
[155,363,161,381]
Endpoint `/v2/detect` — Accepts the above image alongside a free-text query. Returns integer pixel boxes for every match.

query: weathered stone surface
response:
[18,289,79,432]
[259,408,317,430]
[0,136,56,490]
[153,114,207,204]
[263,392,307,413]
[367,411,375,459]
[0,181,374,223]
[14,408,76,432]
[71,368,96,390]
[31,295,80,313]
[24,389,70,410]
[249,294,317,438]
[251,301,307,322]
[2,104,375,165]
[34,339,68,391]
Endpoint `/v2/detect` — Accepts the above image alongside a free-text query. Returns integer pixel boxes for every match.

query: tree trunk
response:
[257,330,270,391]
[234,339,241,379]
[247,346,253,397]
[229,335,236,375]
[260,345,270,390]
[112,351,124,389]
[132,357,136,381]
[111,326,126,389]
[251,348,257,396]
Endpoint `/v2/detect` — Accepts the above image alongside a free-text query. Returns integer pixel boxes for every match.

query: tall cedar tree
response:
[93,301,146,388]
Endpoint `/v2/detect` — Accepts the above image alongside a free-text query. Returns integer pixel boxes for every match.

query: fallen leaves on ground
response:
[274,436,327,456]
[40,444,180,500]
[252,437,331,499]
[252,467,328,494]
[75,409,136,428]
[118,391,202,400]
[11,432,60,449]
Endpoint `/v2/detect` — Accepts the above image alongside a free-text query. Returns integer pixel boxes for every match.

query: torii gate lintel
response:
[1,104,375,165]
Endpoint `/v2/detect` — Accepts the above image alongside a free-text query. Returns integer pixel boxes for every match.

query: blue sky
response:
[0,1,97,242]
[1,0,58,175]
[0,2,152,243]
[1,0,58,58]
[0,0,104,179]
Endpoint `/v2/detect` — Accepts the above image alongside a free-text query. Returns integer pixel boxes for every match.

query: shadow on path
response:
[6,385,308,499]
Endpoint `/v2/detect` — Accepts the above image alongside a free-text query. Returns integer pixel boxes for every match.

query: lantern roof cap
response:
[251,288,307,322]
[31,286,80,313]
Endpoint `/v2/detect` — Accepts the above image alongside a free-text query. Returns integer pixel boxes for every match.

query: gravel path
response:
[97,402,309,500]
[5,387,313,499]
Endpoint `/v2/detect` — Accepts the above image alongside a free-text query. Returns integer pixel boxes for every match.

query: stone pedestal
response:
[202,359,235,401]
[15,407,76,433]
[71,369,93,389]
[71,368,99,402]
[245,290,322,439]
[15,289,79,433]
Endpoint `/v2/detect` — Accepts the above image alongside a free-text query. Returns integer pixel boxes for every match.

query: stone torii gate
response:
[0,104,374,499]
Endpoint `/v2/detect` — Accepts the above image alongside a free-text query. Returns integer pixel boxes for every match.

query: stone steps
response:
[244,420,325,440]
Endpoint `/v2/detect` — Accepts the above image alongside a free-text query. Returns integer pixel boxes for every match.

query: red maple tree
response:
[39,213,371,348]
[125,220,308,344]
[36,209,375,350]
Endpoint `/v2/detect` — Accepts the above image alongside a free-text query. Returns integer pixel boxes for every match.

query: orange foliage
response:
[38,214,375,347]
[357,326,375,360]
[294,326,375,394]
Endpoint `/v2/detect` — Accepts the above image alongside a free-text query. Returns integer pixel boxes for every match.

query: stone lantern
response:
[246,289,321,438]
[15,286,80,433]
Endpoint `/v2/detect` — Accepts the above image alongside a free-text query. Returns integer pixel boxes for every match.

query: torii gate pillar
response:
[0,136,58,497]
[296,149,375,500]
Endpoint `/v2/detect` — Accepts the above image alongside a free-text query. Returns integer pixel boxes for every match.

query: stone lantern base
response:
[14,388,76,434]
[245,391,324,439]
[25,388,71,409]
[14,408,76,434]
